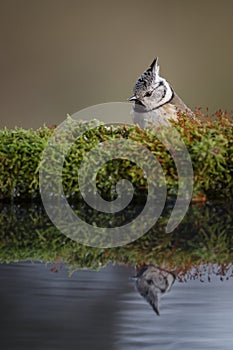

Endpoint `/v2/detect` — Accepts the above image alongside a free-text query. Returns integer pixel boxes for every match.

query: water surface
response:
[0,262,233,350]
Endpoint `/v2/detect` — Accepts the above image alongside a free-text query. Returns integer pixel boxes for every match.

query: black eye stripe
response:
[144,81,164,98]
[144,91,152,97]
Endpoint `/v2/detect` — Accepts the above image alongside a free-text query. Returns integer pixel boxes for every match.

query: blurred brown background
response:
[0,0,232,129]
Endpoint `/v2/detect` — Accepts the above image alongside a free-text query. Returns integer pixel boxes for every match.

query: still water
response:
[0,261,233,350]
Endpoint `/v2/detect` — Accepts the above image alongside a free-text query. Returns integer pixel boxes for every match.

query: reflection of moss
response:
[0,201,232,279]
[0,110,232,200]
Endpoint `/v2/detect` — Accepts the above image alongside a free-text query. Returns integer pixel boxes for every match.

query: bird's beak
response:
[128,95,137,102]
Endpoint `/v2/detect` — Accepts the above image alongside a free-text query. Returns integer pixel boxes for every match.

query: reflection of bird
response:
[128,58,195,127]
[136,265,176,315]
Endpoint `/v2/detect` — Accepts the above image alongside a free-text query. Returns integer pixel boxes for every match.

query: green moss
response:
[0,110,232,200]
[0,127,51,198]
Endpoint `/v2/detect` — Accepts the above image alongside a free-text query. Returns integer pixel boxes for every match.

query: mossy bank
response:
[0,110,232,201]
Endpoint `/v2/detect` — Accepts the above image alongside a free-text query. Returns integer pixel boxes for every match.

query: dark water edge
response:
[0,261,233,350]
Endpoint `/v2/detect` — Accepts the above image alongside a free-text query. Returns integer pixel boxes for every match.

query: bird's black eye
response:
[144,91,152,97]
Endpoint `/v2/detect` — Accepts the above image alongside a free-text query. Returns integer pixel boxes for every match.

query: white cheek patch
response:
[147,79,173,109]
